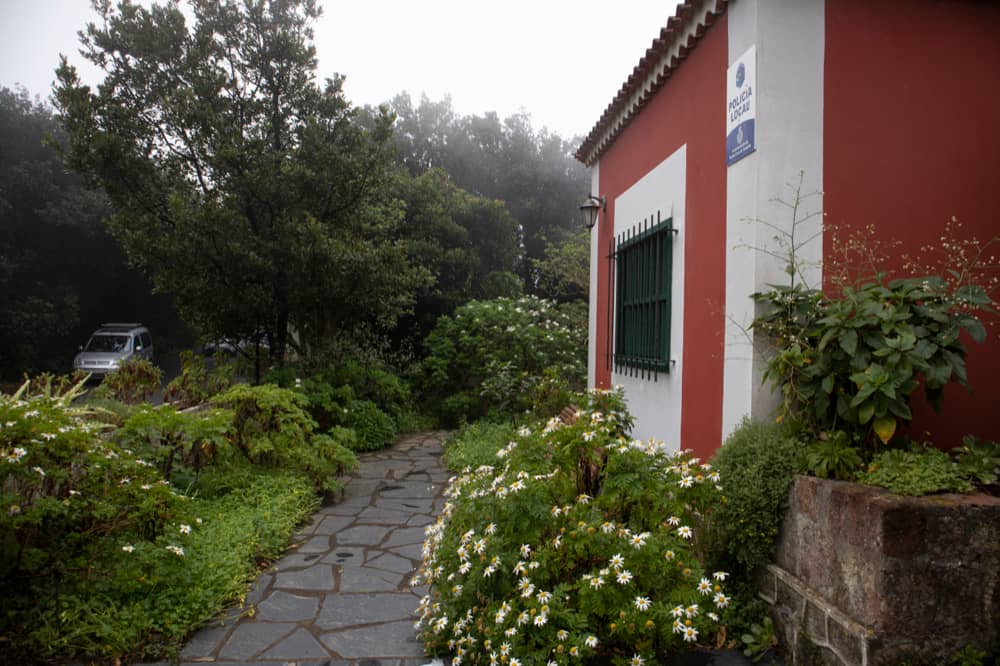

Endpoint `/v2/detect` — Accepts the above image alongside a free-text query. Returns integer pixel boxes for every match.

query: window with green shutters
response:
[612,212,675,377]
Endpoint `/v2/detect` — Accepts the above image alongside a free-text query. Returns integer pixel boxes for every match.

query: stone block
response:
[763,476,1000,664]
[803,597,828,645]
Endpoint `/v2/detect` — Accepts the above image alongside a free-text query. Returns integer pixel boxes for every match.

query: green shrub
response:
[164,350,236,408]
[705,418,800,586]
[0,383,184,581]
[861,446,973,496]
[100,357,163,404]
[115,404,233,480]
[212,384,358,493]
[268,360,413,429]
[326,359,411,416]
[443,420,519,472]
[418,296,586,425]
[417,389,731,663]
[753,276,991,454]
[343,399,396,451]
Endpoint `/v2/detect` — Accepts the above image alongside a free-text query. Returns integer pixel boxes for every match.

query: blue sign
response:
[726,46,756,166]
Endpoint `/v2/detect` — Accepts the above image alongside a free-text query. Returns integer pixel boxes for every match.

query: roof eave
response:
[575,0,729,166]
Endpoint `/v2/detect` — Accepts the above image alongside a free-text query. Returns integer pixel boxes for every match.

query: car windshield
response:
[85,335,130,353]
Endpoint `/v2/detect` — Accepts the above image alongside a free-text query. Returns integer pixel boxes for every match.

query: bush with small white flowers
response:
[416,388,730,664]
[417,296,586,425]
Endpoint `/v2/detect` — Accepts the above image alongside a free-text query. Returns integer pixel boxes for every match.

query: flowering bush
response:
[1,376,324,662]
[418,296,587,425]
[416,389,729,664]
[0,379,184,581]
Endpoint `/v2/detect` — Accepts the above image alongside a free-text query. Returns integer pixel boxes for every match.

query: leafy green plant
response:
[950,644,989,666]
[530,366,575,419]
[704,418,800,588]
[418,296,586,425]
[753,276,989,452]
[748,178,997,456]
[5,469,318,663]
[342,399,396,451]
[861,446,973,496]
[115,405,233,479]
[212,384,358,493]
[163,350,236,408]
[800,431,864,481]
[955,436,1000,488]
[101,357,163,404]
[742,615,778,662]
[0,382,183,581]
[417,389,731,663]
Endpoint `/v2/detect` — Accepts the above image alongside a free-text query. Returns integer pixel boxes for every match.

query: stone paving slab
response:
[163,431,451,665]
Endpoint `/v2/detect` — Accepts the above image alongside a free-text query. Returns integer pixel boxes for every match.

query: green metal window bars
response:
[611,211,675,380]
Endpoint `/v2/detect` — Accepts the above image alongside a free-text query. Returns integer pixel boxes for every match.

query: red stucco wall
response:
[824,0,1000,445]
[595,14,728,459]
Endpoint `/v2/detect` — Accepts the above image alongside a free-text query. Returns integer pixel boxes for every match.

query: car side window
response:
[141,332,152,348]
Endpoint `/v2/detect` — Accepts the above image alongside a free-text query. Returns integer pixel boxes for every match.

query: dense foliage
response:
[0,86,183,379]
[54,0,430,368]
[390,168,523,345]
[749,178,998,479]
[703,418,800,590]
[752,276,989,451]
[417,389,733,664]
[418,296,587,425]
[0,374,352,662]
[100,356,163,404]
[267,359,410,451]
[443,420,520,472]
[860,446,974,497]
[389,93,588,295]
[212,383,359,495]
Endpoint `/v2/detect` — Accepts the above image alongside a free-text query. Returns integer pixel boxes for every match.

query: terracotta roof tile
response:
[575,0,728,166]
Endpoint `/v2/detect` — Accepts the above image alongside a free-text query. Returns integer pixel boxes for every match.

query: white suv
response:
[73,323,154,376]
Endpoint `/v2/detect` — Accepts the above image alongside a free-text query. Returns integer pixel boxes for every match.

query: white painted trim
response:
[610,145,686,450]
[588,163,600,389]
[721,0,825,440]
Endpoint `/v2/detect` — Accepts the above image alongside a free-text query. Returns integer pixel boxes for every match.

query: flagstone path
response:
[170,431,451,665]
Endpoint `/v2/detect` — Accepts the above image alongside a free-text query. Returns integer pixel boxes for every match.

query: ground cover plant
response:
[443,420,520,472]
[416,389,732,664]
[0,375,345,662]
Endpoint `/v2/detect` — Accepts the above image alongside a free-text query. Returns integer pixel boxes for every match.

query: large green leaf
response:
[872,416,896,444]
[858,401,875,425]
[838,329,858,355]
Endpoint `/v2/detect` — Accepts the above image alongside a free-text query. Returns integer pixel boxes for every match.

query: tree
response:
[389,167,521,345]
[534,227,590,302]
[0,86,182,379]
[389,94,589,298]
[54,0,429,374]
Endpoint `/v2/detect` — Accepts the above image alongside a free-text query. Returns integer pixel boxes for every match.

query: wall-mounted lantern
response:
[579,195,606,230]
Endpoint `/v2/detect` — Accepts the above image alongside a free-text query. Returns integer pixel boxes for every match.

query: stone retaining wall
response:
[760,476,1000,665]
